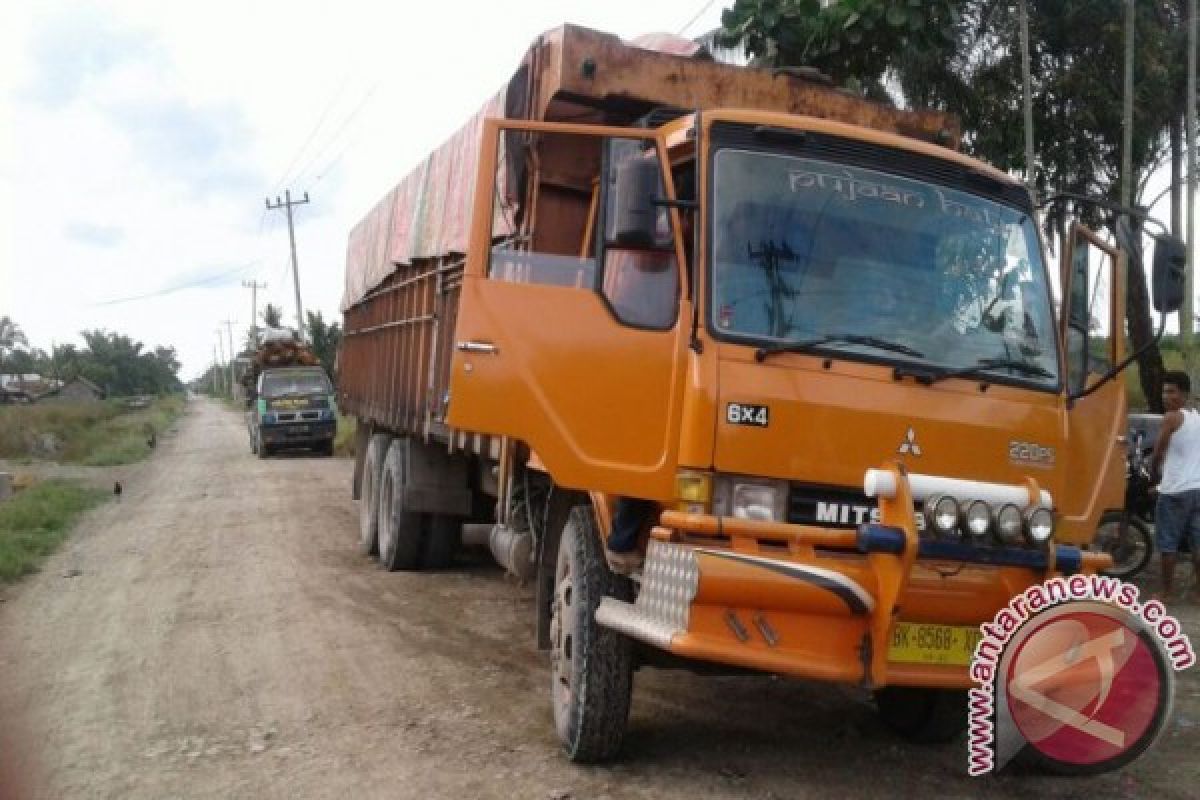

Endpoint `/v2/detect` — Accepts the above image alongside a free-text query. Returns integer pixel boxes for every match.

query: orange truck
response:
[338,25,1184,762]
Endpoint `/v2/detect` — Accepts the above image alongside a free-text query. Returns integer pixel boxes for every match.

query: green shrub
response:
[334,413,357,458]
[0,481,106,582]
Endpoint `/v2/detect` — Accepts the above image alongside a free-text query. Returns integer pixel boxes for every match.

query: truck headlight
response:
[732,483,780,521]
[993,504,1023,544]
[1024,507,1054,544]
[713,476,787,522]
[924,494,961,538]
[964,499,992,542]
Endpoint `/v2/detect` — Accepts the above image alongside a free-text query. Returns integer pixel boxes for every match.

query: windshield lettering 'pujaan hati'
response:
[262,371,332,398]
[711,149,1060,386]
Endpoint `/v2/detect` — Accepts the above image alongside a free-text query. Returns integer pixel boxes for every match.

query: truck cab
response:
[444,108,1183,761]
[249,366,337,457]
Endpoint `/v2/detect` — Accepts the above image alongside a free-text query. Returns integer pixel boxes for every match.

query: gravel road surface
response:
[0,397,1196,799]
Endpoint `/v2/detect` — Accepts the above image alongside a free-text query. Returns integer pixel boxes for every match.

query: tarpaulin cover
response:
[341,90,513,310]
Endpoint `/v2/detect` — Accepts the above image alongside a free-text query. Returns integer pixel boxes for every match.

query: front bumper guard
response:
[595,464,1110,688]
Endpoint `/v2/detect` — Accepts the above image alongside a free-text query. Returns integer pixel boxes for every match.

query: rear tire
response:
[550,506,634,762]
[423,514,461,570]
[358,433,392,556]
[1093,511,1153,579]
[874,686,966,744]
[378,441,423,571]
[257,436,271,459]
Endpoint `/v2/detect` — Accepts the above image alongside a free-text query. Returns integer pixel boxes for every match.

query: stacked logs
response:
[241,339,320,395]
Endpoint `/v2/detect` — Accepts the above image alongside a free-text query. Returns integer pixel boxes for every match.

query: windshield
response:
[710,149,1060,387]
[261,370,331,398]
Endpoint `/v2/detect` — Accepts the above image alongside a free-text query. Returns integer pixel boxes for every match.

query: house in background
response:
[0,385,32,404]
[0,373,61,399]
[37,376,106,404]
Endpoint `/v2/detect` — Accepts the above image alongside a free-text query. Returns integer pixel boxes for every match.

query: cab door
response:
[1059,224,1127,542]
[447,119,690,499]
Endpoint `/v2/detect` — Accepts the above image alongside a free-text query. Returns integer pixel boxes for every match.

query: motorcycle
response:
[1090,428,1156,579]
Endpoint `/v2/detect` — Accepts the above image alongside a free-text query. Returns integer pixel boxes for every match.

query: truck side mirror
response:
[609,157,659,248]
[1152,235,1186,313]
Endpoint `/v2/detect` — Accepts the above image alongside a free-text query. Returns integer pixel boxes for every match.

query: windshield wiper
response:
[755,334,924,363]
[923,357,1055,384]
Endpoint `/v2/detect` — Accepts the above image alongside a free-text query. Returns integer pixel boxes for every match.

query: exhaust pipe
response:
[462,523,492,548]
[463,523,534,579]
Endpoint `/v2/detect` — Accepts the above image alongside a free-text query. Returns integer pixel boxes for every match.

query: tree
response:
[306,310,341,378]
[718,0,1190,410]
[262,303,283,329]
[76,330,182,395]
[49,343,82,382]
[0,316,29,373]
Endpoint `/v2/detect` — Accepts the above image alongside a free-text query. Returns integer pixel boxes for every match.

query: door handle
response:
[457,340,498,355]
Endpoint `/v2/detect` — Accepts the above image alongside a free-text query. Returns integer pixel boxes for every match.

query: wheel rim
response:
[1094,520,1147,575]
[550,540,577,724]
[359,466,375,550]
[378,470,393,562]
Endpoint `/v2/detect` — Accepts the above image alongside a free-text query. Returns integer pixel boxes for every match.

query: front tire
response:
[875,686,966,744]
[550,506,634,763]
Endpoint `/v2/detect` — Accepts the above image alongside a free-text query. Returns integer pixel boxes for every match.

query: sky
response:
[0,1,1191,382]
[0,0,728,379]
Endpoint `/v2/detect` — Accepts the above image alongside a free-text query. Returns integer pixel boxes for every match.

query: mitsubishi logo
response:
[898,427,922,456]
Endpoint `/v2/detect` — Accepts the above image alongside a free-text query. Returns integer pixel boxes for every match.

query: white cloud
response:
[1,0,730,379]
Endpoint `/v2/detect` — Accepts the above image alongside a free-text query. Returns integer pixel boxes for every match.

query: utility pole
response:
[265,189,310,342]
[1119,0,1134,339]
[1018,0,1035,204]
[215,330,226,397]
[222,318,237,400]
[242,280,267,347]
[212,346,220,395]
[1121,0,1134,211]
[1185,0,1197,368]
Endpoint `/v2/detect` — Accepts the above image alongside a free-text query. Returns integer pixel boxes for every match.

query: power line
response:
[677,0,716,36]
[290,82,381,187]
[270,69,356,194]
[92,259,262,306]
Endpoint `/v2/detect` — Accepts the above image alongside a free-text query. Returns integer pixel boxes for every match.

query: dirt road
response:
[0,397,1197,799]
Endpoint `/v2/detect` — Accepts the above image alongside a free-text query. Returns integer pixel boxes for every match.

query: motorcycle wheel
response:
[1092,511,1153,580]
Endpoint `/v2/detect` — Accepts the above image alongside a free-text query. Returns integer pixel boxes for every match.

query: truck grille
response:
[276,411,321,423]
[787,483,925,529]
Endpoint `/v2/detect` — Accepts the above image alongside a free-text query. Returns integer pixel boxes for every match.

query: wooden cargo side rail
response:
[340,253,477,453]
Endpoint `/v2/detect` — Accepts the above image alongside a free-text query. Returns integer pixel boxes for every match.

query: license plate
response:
[888,622,982,667]
[290,425,310,434]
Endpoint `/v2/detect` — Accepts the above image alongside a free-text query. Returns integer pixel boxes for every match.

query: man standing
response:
[1150,370,1200,601]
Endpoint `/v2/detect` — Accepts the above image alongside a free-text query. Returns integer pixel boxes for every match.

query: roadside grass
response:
[0,395,184,466]
[0,480,106,582]
[334,413,356,457]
